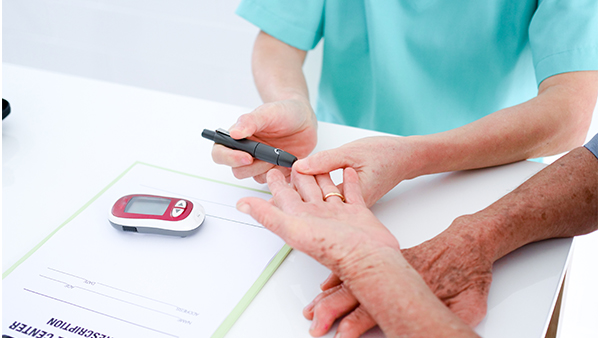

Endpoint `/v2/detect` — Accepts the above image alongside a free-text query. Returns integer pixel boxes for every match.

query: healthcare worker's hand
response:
[294,136,419,207]
[237,168,476,338]
[303,216,495,337]
[211,98,318,183]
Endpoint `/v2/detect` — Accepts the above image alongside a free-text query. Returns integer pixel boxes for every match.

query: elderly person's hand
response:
[237,168,477,337]
[304,217,494,337]
[303,142,599,337]
[238,167,400,274]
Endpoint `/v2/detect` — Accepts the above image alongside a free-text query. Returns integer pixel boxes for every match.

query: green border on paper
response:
[3,161,292,337]
[211,243,292,338]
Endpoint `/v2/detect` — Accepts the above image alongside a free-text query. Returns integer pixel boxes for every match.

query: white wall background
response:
[2,0,323,110]
[2,1,596,337]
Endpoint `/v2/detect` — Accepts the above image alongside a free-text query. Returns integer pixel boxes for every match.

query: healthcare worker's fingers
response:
[231,160,275,180]
[228,111,264,140]
[294,149,352,176]
[229,102,301,140]
[211,144,253,167]
[213,107,288,170]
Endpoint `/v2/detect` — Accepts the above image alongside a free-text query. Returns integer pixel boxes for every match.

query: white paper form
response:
[3,162,288,338]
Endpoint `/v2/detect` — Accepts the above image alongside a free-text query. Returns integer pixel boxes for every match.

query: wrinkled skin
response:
[304,217,494,337]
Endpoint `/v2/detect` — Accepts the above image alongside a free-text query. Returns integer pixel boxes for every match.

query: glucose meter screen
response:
[125,196,170,215]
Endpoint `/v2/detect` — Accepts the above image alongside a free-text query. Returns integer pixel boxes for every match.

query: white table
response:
[2,63,572,337]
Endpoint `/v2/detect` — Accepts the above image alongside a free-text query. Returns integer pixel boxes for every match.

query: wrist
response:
[338,242,478,337]
[275,89,310,105]
[337,242,401,284]
[336,244,414,320]
[395,134,455,180]
[453,207,527,262]
[388,135,426,181]
[398,133,535,261]
[443,214,501,262]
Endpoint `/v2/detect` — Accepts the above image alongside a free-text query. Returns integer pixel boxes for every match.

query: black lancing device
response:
[202,128,297,168]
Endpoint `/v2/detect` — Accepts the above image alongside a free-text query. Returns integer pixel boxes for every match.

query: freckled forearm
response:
[471,147,598,261]
[340,246,478,337]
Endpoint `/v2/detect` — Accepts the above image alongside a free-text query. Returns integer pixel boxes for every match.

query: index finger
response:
[211,144,253,167]
[294,149,351,175]
[267,169,304,213]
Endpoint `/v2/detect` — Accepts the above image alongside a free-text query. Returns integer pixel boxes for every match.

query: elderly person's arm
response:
[472,145,598,259]
[237,168,479,337]
[306,136,598,338]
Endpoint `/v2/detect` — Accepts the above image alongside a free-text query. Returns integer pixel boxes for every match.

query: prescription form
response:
[2,162,289,338]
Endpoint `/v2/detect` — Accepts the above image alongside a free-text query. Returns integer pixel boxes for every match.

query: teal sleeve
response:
[529,0,598,85]
[236,0,325,51]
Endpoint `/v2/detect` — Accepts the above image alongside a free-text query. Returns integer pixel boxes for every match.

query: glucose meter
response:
[108,194,205,237]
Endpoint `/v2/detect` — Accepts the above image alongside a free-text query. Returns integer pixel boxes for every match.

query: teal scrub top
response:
[237,0,598,136]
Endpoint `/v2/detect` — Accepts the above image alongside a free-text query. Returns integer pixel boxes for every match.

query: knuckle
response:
[254,174,267,184]
[211,145,227,164]
[232,168,248,180]
[315,289,355,316]
[213,145,250,167]
[312,285,342,305]
[339,307,375,332]
[236,113,253,126]
[318,150,334,164]
[313,301,337,322]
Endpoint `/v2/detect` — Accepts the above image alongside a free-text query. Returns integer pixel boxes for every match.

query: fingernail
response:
[319,280,327,289]
[236,202,250,214]
[232,121,245,134]
[303,300,315,314]
[241,156,252,165]
[310,318,319,333]
[334,332,343,338]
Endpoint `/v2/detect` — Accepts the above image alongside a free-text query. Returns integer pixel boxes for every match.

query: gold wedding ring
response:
[323,192,345,202]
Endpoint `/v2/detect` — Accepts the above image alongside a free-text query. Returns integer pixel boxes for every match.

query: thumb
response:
[229,103,284,140]
[229,112,260,140]
[294,149,351,175]
[446,287,489,327]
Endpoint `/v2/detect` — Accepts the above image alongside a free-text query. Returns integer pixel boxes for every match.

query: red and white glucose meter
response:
[108,194,205,237]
